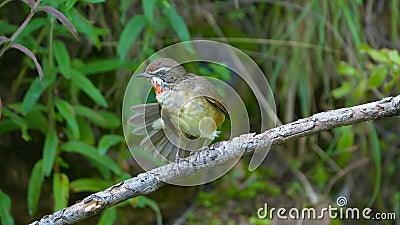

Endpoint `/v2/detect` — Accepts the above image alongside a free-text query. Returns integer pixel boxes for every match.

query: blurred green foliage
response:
[0,0,399,225]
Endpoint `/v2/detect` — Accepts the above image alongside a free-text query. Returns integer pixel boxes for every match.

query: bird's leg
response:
[173,148,182,172]
[212,130,221,139]
[175,148,181,164]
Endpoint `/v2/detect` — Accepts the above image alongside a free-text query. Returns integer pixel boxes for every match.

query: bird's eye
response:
[158,70,166,76]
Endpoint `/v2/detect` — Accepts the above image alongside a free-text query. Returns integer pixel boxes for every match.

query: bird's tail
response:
[128,103,205,162]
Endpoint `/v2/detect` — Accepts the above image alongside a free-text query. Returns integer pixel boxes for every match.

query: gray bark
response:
[30,95,400,225]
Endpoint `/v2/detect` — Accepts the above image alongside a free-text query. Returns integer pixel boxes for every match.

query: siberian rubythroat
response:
[128,58,228,162]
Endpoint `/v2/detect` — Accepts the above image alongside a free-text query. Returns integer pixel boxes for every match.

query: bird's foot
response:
[212,130,221,139]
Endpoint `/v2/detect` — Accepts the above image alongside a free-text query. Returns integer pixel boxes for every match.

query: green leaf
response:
[2,108,31,141]
[337,61,361,78]
[42,130,59,177]
[70,178,111,192]
[332,81,353,99]
[388,50,400,65]
[17,18,48,42]
[98,134,124,155]
[77,59,136,75]
[98,207,117,225]
[368,66,387,88]
[117,15,147,60]
[84,0,105,3]
[161,1,190,42]
[0,189,14,225]
[66,0,78,10]
[24,108,48,134]
[55,98,80,139]
[98,111,120,128]
[367,122,382,207]
[142,0,158,23]
[364,48,391,64]
[136,196,162,225]
[353,79,367,100]
[61,141,122,175]
[0,120,19,135]
[53,173,69,211]
[53,40,71,77]
[74,105,120,129]
[335,126,354,166]
[68,69,108,107]
[70,9,109,50]
[27,160,45,216]
[77,117,95,145]
[22,77,52,116]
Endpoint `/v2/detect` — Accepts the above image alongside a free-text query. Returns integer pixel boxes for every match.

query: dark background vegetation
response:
[0,0,399,224]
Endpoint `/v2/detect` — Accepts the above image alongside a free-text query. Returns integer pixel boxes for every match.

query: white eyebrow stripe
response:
[151,77,163,86]
[150,67,171,74]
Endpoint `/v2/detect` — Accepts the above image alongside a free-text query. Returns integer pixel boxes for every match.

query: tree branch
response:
[30,95,400,225]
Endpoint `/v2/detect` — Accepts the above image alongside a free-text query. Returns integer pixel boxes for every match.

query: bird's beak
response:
[135,72,151,78]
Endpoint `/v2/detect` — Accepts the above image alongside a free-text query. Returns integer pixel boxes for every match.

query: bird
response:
[128,58,229,162]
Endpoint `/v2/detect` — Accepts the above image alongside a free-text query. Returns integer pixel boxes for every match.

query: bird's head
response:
[136,58,187,94]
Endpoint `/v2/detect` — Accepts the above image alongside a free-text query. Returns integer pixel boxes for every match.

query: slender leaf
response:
[53,40,71,78]
[0,120,19,135]
[25,109,48,133]
[161,1,190,42]
[74,105,120,129]
[61,141,122,175]
[22,77,52,115]
[70,9,109,49]
[98,134,124,155]
[84,0,105,3]
[37,6,80,40]
[54,98,79,139]
[117,15,147,60]
[2,108,31,141]
[137,196,162,225]
[68,69,108,107]
[70,178,111,192]
[27,160,45,216]
[17,18,48,41]
[53,173,69,211]
[10,43,43,83]
[77,59,135,75]
[367,122,382,207]
[142,0,158,23]
[98,111,120,128]
[42,130,59,177]
[0,97,2,119]
[0,189,14,225]
[77,117,95,145]
[98,207,117,225]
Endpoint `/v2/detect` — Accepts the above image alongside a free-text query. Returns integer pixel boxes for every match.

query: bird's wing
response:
[175,75,230,118]
[128,103,191,162]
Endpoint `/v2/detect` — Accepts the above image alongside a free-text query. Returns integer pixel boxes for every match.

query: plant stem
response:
[0,0,41,58]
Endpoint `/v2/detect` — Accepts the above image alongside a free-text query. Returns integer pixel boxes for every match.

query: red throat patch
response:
[154,84,164,94]
[149,78,164,95]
